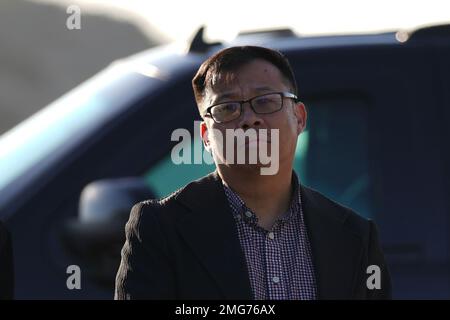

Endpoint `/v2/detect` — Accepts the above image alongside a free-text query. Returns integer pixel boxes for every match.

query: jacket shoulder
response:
[128,171,218,230]
[127,187,184,234]
[301,184,372,239]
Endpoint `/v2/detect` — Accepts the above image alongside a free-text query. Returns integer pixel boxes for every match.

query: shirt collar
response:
[222,171,302,226]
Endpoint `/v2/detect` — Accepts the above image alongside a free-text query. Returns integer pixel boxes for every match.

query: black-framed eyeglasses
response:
[203,92,298,124]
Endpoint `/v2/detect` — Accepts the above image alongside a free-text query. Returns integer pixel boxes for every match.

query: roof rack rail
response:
[188,26,222,53]
[236,28,296,38]
[408,24,450,41]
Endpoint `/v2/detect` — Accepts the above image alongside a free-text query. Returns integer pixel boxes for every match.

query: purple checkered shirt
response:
[222,172,317,300]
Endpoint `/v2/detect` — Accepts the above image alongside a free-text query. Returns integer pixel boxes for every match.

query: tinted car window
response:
[143,98,375,221]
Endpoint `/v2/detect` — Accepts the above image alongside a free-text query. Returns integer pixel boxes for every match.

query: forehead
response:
[206,59,287,100]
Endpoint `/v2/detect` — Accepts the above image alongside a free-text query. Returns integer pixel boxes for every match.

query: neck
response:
[217,163,294,230]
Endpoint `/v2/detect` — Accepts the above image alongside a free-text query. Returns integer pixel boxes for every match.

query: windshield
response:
[0,64,161,194]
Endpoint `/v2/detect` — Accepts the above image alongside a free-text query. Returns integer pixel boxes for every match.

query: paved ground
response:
[0,0,163,135]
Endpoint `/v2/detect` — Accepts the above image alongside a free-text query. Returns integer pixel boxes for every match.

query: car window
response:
[296,97,374,218]
[144,135,215,197]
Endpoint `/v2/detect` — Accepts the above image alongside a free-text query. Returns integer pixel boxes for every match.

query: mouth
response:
[243,137,270,147]
[231,129,272,148]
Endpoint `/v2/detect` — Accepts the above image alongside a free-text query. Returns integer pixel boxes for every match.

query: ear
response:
[200,121,211,152]
[292,102,307,135]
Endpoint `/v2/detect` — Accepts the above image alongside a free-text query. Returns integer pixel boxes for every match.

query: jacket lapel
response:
[300,185,364,299]
[174,171,253,299]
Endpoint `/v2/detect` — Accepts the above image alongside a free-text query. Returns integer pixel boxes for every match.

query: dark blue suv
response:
[1,25,449,299]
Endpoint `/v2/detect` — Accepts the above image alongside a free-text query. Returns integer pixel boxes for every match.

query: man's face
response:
[200,58,307,172]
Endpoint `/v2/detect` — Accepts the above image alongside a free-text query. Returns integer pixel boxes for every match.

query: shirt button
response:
[236,214,242,220]
[272,276,280,284]
[245,211,252,218]
[268,232,275,239]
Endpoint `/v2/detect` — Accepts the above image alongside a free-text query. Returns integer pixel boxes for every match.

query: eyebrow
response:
[212,86,275,104]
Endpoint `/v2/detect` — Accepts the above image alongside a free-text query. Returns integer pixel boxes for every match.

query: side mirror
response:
[61,177,155,289]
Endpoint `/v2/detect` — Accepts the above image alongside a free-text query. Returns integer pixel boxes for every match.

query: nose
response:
[237,102,263,130]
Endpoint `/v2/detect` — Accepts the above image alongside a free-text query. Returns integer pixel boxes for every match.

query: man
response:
[115,46,391,300]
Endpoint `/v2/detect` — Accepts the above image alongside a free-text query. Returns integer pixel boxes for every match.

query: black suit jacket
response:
[115,171,391,299]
